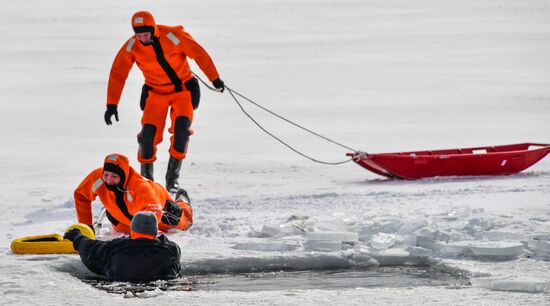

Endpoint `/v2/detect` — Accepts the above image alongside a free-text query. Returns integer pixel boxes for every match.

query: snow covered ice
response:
[1,0,550,305]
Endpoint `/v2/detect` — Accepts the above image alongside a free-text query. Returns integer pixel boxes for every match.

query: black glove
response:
[161,200,183,226]
[63,228,82,241]
[104,104,119,125]
[212,78,225,92]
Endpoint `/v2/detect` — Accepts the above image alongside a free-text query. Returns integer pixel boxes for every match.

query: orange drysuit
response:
[74,153,193,233]
[107,11,220,163]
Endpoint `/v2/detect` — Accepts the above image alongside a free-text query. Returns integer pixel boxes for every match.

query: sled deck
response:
[347,143,550,180]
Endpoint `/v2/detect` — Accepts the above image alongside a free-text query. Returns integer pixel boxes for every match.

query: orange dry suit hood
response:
[103,153,131,191]
[131,11,158,37]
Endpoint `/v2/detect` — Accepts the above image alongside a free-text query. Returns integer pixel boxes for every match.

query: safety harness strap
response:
[151,37,183,92]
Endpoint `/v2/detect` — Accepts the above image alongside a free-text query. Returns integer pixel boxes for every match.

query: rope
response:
[193,73,367,165]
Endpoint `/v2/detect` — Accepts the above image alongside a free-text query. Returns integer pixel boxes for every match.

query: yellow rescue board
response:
[10,224,95,254]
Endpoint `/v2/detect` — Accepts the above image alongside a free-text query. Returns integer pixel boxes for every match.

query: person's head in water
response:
[102,153,130,191]
[130,211,158,239]
[131,11,157,45]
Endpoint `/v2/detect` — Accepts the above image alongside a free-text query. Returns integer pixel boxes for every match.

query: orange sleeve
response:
[73,168,103,225]
[177,30,220,81]
[107,38,136,104]
[130,183,164,221]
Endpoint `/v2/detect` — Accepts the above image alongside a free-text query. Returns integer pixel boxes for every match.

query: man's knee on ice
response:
[173,116,191,153]
[139,124,157,159]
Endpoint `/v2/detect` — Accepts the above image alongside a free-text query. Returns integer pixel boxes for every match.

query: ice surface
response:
[1,0,550,304]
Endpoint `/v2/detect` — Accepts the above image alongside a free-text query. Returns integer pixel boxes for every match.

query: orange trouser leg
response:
[138,91,170,163]
[167,90,194,160]
[176,200,193,230]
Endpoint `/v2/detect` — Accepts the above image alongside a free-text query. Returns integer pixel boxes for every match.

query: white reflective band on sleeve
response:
[133,17,144,24]
[126,192,133,202]
[92,178,104,193]
[126,38,135,52]
[167,32,180,45]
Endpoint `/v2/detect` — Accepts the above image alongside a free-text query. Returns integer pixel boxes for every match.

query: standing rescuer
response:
[105,11,225,192]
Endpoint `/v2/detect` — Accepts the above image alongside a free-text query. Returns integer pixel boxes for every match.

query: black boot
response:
[165,156,182,192]
[175,188,191,207]
[141,163,154,181]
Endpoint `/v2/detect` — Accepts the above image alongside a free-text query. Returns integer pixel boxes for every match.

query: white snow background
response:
[1,0,549,304]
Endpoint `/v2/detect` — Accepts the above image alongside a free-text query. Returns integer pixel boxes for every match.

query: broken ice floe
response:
[181,252,379,275]
[232,241,300,252]
[474,231,529,241]
[525,237,550,259]
[303,231,358,252]
[471,277,550,293]
[247,211,545,261]
[417,237,526,260]
[237,209,550,294]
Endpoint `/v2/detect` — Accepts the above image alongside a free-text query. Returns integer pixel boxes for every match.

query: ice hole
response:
[82,266,470,293]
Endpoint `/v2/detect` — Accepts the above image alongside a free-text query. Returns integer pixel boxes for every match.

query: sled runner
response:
[347,143,550,180]
[10,224,95,254]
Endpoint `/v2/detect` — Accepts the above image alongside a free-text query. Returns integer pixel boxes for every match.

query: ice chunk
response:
[491,278,550,293]
[464,217,494,233]
[433,241,525,259]
[469,277,494,289]
[306,231,358,243]
[415,228,450,243]
[405,246,432,258]
[348,249,379,268]
[285,215,309,222]
[526,240,550,257]
[303,231,359,252]
[303,240,344,252]
[438,241,472,256]
[448,229,473,242]
[471,277,550,293]
[396,234,417,247]
[313,219,347,232]
[232,242,300,252]
[416,236,440,251]
[272,226,306,239]
[396,222,424,235]
[259,224,280,237]
[468,241,525,259]
[372,248,410,266]
[370,233,397,250]
[474,231,529,241]
[358,218,403,241]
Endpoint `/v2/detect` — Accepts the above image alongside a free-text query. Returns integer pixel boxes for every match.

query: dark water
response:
[82,266,470,294]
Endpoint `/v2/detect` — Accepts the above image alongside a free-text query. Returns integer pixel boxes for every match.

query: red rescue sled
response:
[347,143,550,180]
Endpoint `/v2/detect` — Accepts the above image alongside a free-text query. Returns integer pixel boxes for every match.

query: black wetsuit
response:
[70,232,181,282]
